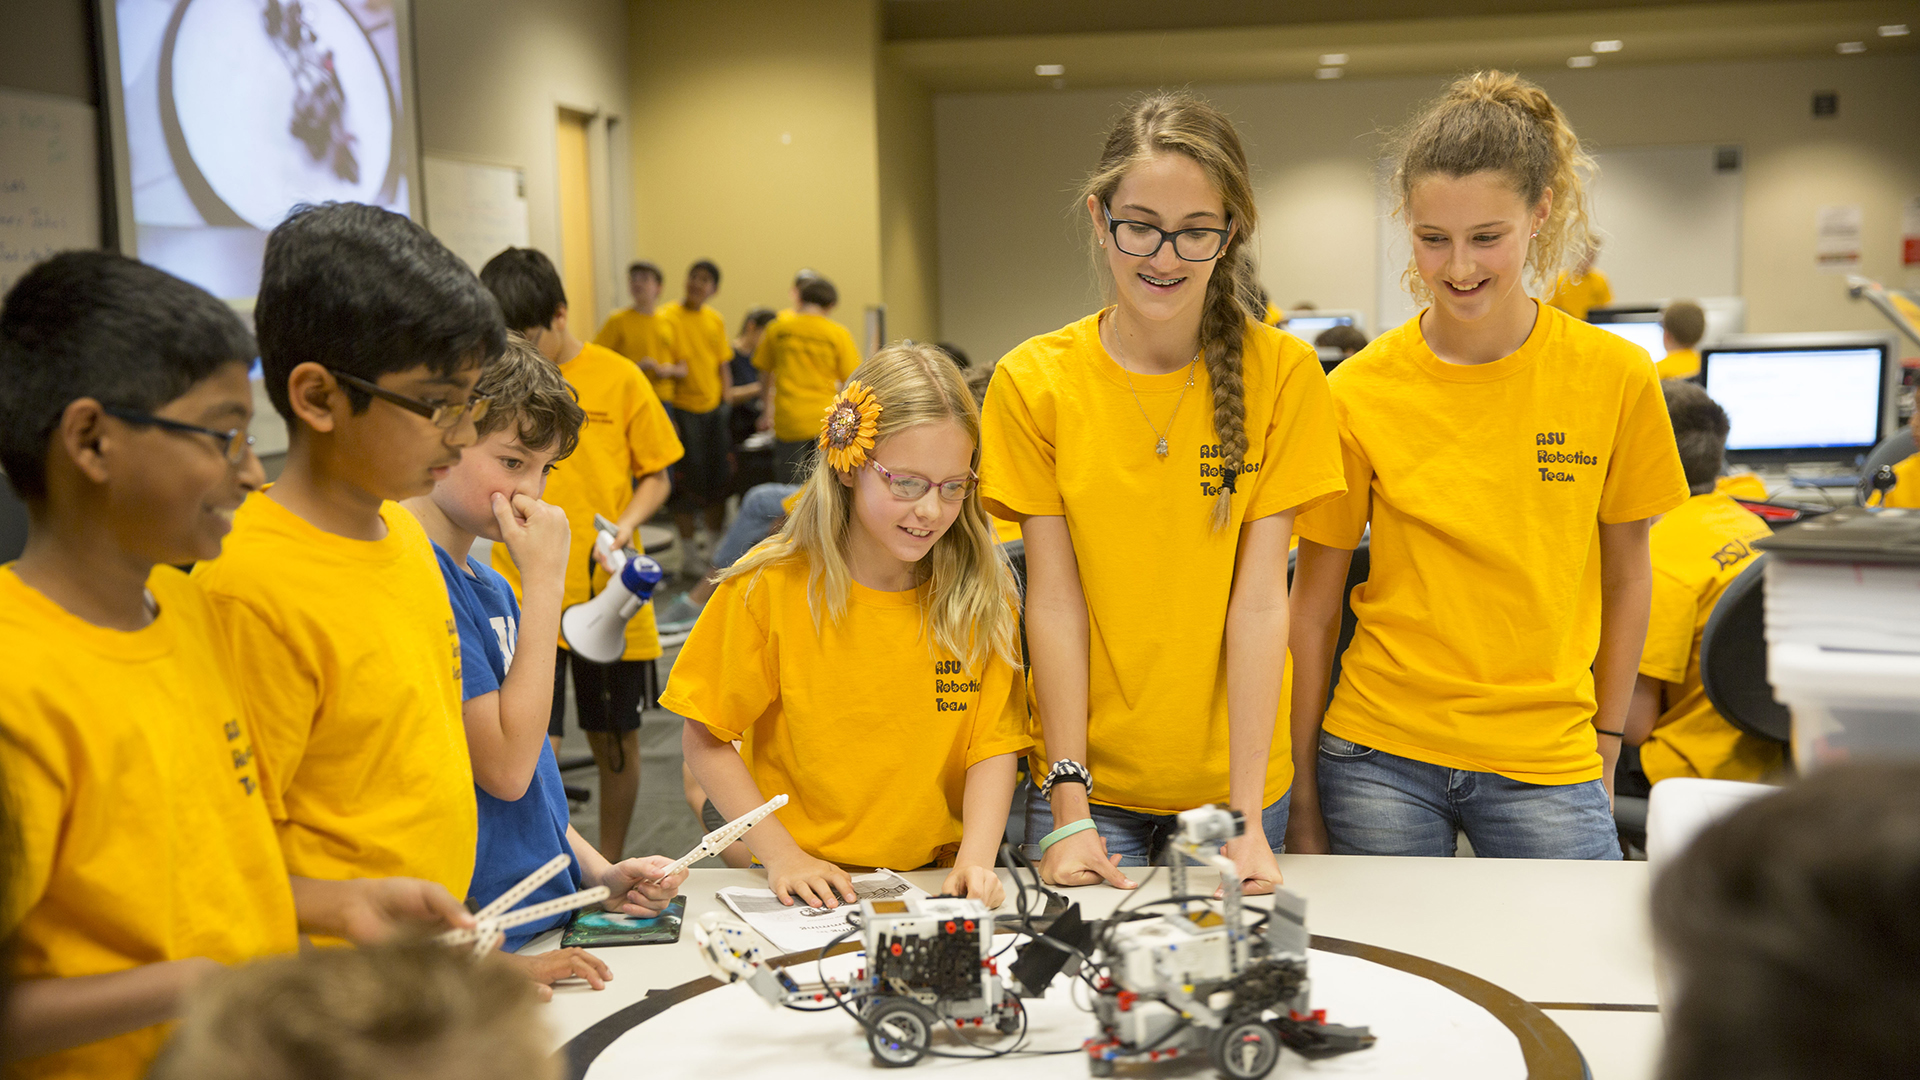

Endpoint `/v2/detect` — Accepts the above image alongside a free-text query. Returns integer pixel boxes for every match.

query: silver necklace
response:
[1123,358,1198,459]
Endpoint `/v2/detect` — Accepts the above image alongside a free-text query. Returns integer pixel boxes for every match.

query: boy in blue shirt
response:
[404,334,684,994]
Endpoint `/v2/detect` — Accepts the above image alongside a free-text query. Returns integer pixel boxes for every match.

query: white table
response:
[531,857,1661,1079]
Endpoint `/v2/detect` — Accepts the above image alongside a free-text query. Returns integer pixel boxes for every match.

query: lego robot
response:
[1081,806,1373,1078]
[693,805,1371,1077]
[696,893,1022,1067]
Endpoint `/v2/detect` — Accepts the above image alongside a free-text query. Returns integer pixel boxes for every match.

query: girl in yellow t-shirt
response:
[980,94,1346,896]
[1289,72,1688,860]
[668,342,1030,909]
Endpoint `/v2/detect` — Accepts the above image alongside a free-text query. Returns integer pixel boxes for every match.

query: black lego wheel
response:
[1088,1056,1116,1077]
[995,1001,1022,1034]
[1209,1018,1282,1080]
[866,998,937,1068]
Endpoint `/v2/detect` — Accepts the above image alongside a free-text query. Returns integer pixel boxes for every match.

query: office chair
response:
[1699,552,1792,744]
[1857,429,1916,506]
[1285,539,1371,706]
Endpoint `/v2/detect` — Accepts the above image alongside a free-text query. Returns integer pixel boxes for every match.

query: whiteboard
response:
[1373,144,1744,327]
[0,89,101,297]
[423,155,529,274]
[1588,144,1742,302]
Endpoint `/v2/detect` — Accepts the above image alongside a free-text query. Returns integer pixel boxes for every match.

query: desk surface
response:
[530,856,1661,1079]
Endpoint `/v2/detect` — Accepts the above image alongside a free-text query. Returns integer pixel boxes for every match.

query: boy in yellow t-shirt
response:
[0,253,471,1080]
[658,260,734,556]
[195,204,500,911]
[480,247,683,861]
[752,274,860,483]
[594,261,684,401]
[1656,299,1706,380]
[1621,380,1784,791]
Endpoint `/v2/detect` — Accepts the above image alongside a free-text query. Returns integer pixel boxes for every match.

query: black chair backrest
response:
[1857,430,1916,505]
[999,538,1026,595]
[1286,539,1371,707]
[1699,551,1790,743]
[0,480,26,563]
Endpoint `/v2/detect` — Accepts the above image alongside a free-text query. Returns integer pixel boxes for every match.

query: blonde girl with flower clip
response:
[980,93,1346,895]
[666,342,1029,908]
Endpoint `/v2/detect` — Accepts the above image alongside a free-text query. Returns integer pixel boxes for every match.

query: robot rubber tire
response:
[1088,1056,1115,1077]
[1209,1018,1283,1080]
[866,998,937,1068]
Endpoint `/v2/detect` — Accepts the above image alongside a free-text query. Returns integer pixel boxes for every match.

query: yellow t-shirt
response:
[991,515,1023,545]
[661,556,1032,869]
[493,342,684,661]
[981,311,1347,813]
[0,567,298,1080]
[1637,492,1784,784]
[1882,451,1920,509]
[1656,348,1701,380]
[595,307,683,401]
[194,494,475,901]
[1264,304,1285,328]
[1297,305,1690,784]
[1547,269,1613,320]
[1715,473,1770,502]
[659,300,730,415]
[751,311,861,443]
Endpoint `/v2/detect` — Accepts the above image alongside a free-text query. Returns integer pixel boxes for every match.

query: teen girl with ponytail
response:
[980,94,1346,894]
[1288,72,1687,860]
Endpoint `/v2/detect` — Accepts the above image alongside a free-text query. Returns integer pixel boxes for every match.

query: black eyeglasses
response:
[1103,206,1232,262]
[327,369,490,429]
[101,406,255,466]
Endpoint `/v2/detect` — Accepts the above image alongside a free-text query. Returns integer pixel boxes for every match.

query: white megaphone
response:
[560,530,665,663]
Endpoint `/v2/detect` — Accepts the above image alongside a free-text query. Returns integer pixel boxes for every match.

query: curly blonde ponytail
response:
[1390,71,1599,300]
[1080,92,1262,530]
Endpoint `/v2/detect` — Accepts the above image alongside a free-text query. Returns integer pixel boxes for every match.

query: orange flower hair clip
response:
[819,381,881,472]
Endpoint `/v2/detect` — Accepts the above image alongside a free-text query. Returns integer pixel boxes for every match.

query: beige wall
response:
[413,0,631,318]
[0,0,92,103]
[876,55,941,343]
[627,0,885,345]
[936,54,1920,362]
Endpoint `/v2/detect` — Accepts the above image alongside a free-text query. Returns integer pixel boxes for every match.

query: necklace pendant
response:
[1155,437,1169,458]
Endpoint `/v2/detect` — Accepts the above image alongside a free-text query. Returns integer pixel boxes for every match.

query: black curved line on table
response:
[556,934,1589,1080]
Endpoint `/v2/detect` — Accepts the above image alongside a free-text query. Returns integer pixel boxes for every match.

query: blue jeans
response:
[712,483,800,570]
[1019,782,1290,867]
[1314,731,1620,860]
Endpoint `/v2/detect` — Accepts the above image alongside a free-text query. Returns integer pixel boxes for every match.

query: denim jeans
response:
[1315,731,1620,860]
[712,483,800,571]
[1019,782,1290,867]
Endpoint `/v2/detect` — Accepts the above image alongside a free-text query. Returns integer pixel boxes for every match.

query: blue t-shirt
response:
[434,541,583,951]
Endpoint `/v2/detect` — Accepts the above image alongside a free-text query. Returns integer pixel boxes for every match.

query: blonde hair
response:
[150,942,554,1080]
[1390,71,1599,302]
[720,341,1019,668]
[1080,92,1260,530]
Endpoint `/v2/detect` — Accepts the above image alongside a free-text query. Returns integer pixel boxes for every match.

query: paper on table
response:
[716,870,929,954]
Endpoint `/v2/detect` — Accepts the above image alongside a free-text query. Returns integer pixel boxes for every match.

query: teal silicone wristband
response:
[1038,818,1099,854]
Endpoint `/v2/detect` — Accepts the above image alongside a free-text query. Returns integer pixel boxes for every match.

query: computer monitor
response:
[1593,320,1668,359]
[1283,310,1365,341]
[1590,298,1746,347]
[1700,333,1898,465]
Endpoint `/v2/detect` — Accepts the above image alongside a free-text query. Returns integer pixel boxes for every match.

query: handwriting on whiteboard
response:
[0,89,101,296]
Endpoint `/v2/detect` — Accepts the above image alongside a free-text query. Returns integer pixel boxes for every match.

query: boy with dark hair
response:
[480,247,682,861]
[1657,299,1707,380]
[595,260,684,401]
[403,335,685,983]
[0,252,472,1080]
[658,260,733,564]
[194,202,505,929]
[752,273,859,483]
[1654,763,1920,1080]
[1620,379,1782,792]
